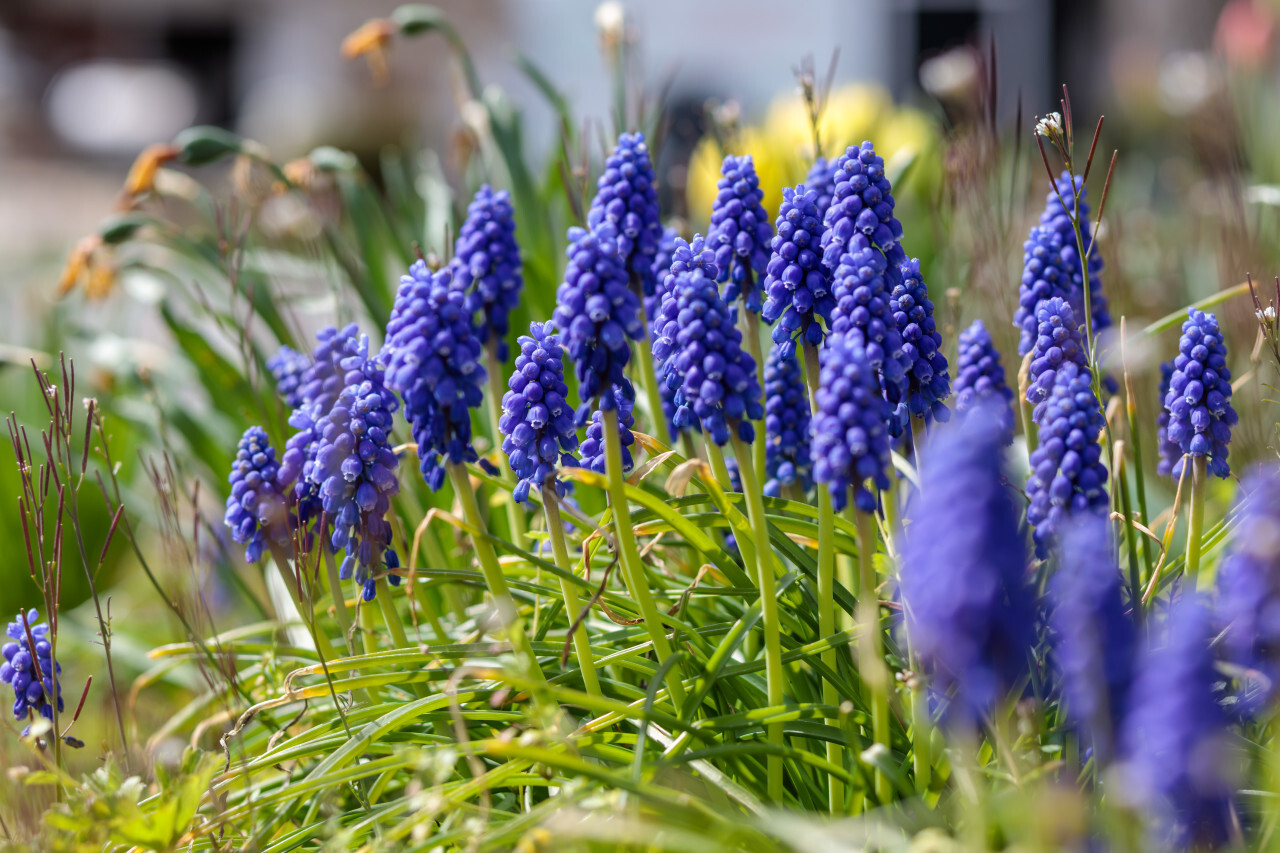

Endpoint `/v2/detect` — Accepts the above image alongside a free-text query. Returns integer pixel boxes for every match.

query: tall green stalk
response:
[544,483,601,696]
[856,510,891,804]
[601,408,686,709]
[1185,455,1207,584]
[485,342,528,547]
[729,432,786,803]
[446,462,545,683]
[267,543,338,662]
[323,547,358,656]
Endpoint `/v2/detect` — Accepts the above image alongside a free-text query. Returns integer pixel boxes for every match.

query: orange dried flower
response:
[341,18,396,86]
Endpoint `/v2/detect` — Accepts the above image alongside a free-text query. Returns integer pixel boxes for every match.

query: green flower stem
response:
[1185,455,1208,583]
[856,508,892,804]
[485,342,528,549]
[543,482,602,697]
[322,547,358,655]
[601,407,686,709]
[704,433,733,490]
[729,431,786,804]
[739,307,768,480]
[679,430,699,462]
[377,579,411,650]
[1125,376,1157,584]
[446,462,545,684]
[267,543,338,662]
[1114,448,1142,627]
[634,298,673,448]
[909,657,933,796]
[803,341,843,811]
[909,413,928,473]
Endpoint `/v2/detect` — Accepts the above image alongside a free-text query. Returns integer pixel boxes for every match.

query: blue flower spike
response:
[709,154,773,313]
[953,319,1015,445]
[810,332,893,512]
[761,184,833,360]
[453,185,523,362]
[1164,308,1237,479]
[224,426,291,563]
[2,609,65,737]
[499,322,580,503]
[588,132,663,297]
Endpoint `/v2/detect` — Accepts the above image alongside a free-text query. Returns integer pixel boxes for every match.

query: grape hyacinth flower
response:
[553,224,644,417]
[1164,308,1237,479]
[309,336,401,601]
[1121,595,1234,849]
[761,184,834,359]
[1157,360,1181,478]
[708,154,773,312]
[2,609,64,736]
[1013,224,1073,356]
[224,426,290,563]
[651,250,764,445]
[810,333,893,512]
[1026,361,1110,556]
[953,320,1015,445]
[579,386,636,475]
[268,345,311,411]
[763,346,813,497]
[1026,297,1087,409]
[900,405,1034,722]
[384,261,487,490]
[453,185,523,361]
[587,132,663,296]
[1041,171,1111,339]
[1049,516,1136,764]
[499,322,579,503]
[1216,467,1280,711]
[892,258,950,423]
[647,225,679,329]
[295,323,363,416]
[821,141,911,434]
[806,156,838,222]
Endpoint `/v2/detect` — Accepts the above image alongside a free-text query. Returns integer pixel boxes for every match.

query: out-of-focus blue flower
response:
[268,345,311,410]
[652,246,764,445]
[294,323,362,416]
[1121,594,1234,850]
[1041,171,1111,339]
[1027,297,1087,409]
[1050,515,1136,764]
[1026,361,1109,556]
[893,258,950,423]
[500,322,579,503]
[761,184,833,359]
[308,335,401,601]
[579,386,636,475]
[1164,309,1237,480]
[1157,360,1181,478]
[763,346,813,497]
[1014,225,1073,357]
[554,224,644,418]
[587,132,663,296]
[453,185,523,362]
[811,332,893,512]
[900,404,1034,722]
[1216,467,1280,712]
[224,426,290,563]
[821,141,911,435]
[806,156,838,223]
[953,320,1015,445]
[709,154,773,312]
[384,261,486,490]
[2,609,63,735]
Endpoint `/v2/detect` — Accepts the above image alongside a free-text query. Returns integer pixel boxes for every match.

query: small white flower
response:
[1258,306,1277,325]
[1035,112,1062,139]
[594,2,625,42]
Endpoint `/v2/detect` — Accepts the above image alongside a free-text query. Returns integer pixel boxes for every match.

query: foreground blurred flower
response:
[761,184,833,359]
[763,347,813,497]
[709,154,773,313]
[1216,467,1280,711]
[1026,297,1087,409]
[454,185,523,361]
[224,426,290,563]
[1120,594,1235,849]
[268,345,311,411]
[1157,360,1182,477]
[309,336,400,601]
[1014,224,1073,356]
[892,258,950,424]
[1164,308,1237,479]
[953,320,1015,445]
[822,141,912,435]
[652,244,763,445]
[588,133,662,297]
[553,224,643,418]
[500,322,579,503]
[1050,516,1135,765]
[1026,361,1109,556]
[384,261,486,490]
[2,609,64,736]
[811,333,893,512]
[900,405,1034,722]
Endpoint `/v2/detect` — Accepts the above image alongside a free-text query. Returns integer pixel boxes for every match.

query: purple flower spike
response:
[893,258,950,423]
[1164,308,1237,479]
[1156,360,1181,478]
[761,184,833,359]
[763,345,813,497]
[1041,171,1111,339]
[806,156,838,223]
[953,320,1015,445]
[499,322,579,503]
[2,609,64,735]
[1026,296,1087,410]
[709,154,773,313]
[224,426,291,563]
[810,332,893,512]
[453,185,523,361]
[1014,225,1073,357]
[588,132,663,297]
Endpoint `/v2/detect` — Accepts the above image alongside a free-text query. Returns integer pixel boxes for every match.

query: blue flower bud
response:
[1156,360,1181,478]
[806,156,838,223]
[1014,225,1073,357]
[2,609,64,734]
[1041,171,1111,339]
[1026,296,1087,410]
[267,345,311,410]
[224,426,290,563]
[579,386,636,475]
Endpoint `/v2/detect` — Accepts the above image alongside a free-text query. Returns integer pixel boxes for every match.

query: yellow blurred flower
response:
[341,18,396,86]
[56,235,116,300]
[687,83,939,226]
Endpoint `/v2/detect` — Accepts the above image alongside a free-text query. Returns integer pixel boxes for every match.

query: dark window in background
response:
[164,23,236,128]
[916,9,980,61]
